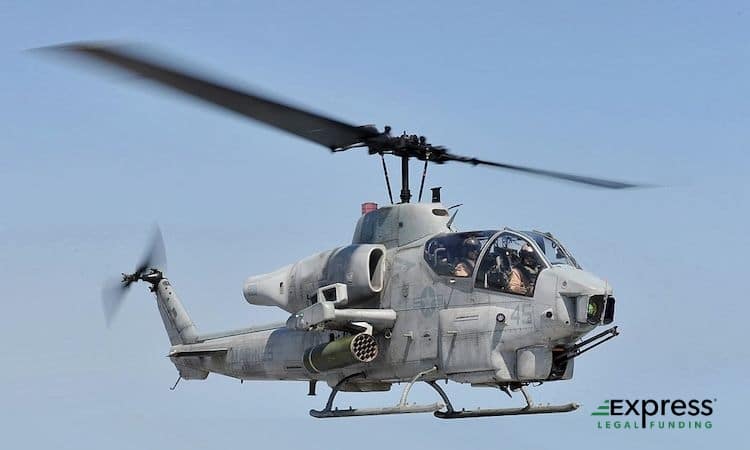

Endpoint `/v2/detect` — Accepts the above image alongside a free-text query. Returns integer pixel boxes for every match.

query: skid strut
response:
[309,367,444,418]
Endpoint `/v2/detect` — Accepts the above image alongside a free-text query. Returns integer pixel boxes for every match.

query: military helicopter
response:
[44,42,631,419]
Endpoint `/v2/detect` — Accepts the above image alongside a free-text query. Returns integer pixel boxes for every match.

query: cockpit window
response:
[424,231,495,277]
[474,232,544,297]
[520,231,580,269]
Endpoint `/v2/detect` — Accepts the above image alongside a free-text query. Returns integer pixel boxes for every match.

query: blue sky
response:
[1,1,747,448]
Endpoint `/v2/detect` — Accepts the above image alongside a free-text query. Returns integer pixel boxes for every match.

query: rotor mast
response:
[364,129,442,204]
[400,155,411,204]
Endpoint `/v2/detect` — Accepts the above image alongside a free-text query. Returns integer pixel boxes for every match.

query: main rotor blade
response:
[439,152,641,189]
[41,42,379,150]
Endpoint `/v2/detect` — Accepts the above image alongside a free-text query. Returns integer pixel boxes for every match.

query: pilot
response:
[453,237,481,277]
[508,244,541,295]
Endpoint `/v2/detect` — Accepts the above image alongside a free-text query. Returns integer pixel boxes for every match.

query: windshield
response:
[475,232,543,296]
[520,231,580,268]
[424,230,496,277]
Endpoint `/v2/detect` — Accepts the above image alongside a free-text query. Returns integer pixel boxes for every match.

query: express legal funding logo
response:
[591,398,715,430]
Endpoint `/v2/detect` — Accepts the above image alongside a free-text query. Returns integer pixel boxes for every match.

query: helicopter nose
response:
[554,268,615,326]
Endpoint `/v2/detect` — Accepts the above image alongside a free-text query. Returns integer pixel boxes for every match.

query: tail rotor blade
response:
[137,225,167,274]
[102,277,128,327]
[101,225,168,326]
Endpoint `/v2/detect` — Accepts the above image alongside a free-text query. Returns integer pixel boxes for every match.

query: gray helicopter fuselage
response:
[45,41,628,416]
[166,202,615,390]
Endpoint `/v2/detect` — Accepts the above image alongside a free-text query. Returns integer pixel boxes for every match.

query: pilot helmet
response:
[463,237,481,256]
[519,244,536,264]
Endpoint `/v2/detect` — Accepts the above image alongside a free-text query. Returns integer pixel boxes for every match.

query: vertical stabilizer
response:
[153,276,198,345]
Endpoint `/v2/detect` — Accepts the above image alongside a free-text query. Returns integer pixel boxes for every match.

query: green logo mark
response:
[591,399,610,416]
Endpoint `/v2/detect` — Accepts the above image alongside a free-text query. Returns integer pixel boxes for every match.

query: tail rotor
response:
[102,225,167,326]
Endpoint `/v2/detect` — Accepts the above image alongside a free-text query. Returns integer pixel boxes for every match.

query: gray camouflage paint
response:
[157,202,612,390]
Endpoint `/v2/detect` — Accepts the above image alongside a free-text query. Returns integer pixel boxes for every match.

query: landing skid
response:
[310,403,444,418]
[432,384,579,419]
[310,367,444,418]
[310,369,579,419]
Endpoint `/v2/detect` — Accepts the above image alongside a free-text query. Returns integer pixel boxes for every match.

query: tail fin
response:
[149,272,209,380]
[101,226,199,346]
[152,275,198,345]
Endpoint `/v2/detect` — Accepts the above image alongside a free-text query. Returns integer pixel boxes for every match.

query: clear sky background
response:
[1,1,747,448]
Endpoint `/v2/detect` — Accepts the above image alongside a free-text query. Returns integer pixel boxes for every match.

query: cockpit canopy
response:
[424,229,580,296]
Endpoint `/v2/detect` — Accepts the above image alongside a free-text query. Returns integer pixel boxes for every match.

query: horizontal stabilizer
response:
[169,344,228,358]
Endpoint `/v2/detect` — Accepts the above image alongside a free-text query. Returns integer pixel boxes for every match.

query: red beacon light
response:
[361,202,378,215]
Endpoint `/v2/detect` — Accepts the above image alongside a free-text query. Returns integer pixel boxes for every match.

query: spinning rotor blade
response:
[40,42,644,190]
[41,42,380,150]
[134,225,167,276]
[436,152,640,189]
[101,225,167,326]
[101,277,129,327]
